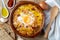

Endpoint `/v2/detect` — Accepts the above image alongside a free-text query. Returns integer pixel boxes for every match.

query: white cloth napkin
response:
[48,11,60,40]
[45,0,60,40]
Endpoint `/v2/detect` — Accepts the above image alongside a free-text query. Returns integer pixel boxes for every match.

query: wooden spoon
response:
[44,6,59,39]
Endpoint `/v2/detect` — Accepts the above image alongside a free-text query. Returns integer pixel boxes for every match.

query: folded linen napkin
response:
[48,11,60,40]
[45,0,60,40]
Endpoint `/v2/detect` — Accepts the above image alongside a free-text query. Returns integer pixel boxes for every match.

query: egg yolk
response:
[22,15,30,24]
[17,12,35,27]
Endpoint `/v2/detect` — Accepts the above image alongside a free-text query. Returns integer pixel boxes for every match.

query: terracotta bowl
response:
[10,1,45,38]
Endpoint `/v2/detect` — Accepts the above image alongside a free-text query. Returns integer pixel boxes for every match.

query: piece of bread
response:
[0,25,14,40]
[1,23,16,39]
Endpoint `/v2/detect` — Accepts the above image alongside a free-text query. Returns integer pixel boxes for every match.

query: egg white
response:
[17,12,35,27]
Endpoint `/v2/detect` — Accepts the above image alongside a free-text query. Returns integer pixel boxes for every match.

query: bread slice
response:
[0,25,14,40]
[1,23,15,39]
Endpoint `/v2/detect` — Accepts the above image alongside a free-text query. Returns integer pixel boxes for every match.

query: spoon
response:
[2,0,9,18]
[0,0,9,23]
[44,6,59,39]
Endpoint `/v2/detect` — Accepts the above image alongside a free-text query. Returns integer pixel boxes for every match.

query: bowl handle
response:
[39,1,49,10]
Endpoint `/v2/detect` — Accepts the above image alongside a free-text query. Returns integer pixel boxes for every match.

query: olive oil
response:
[2,7,9,18]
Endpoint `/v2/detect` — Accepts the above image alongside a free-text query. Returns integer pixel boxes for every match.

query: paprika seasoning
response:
[8,0,13,7]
